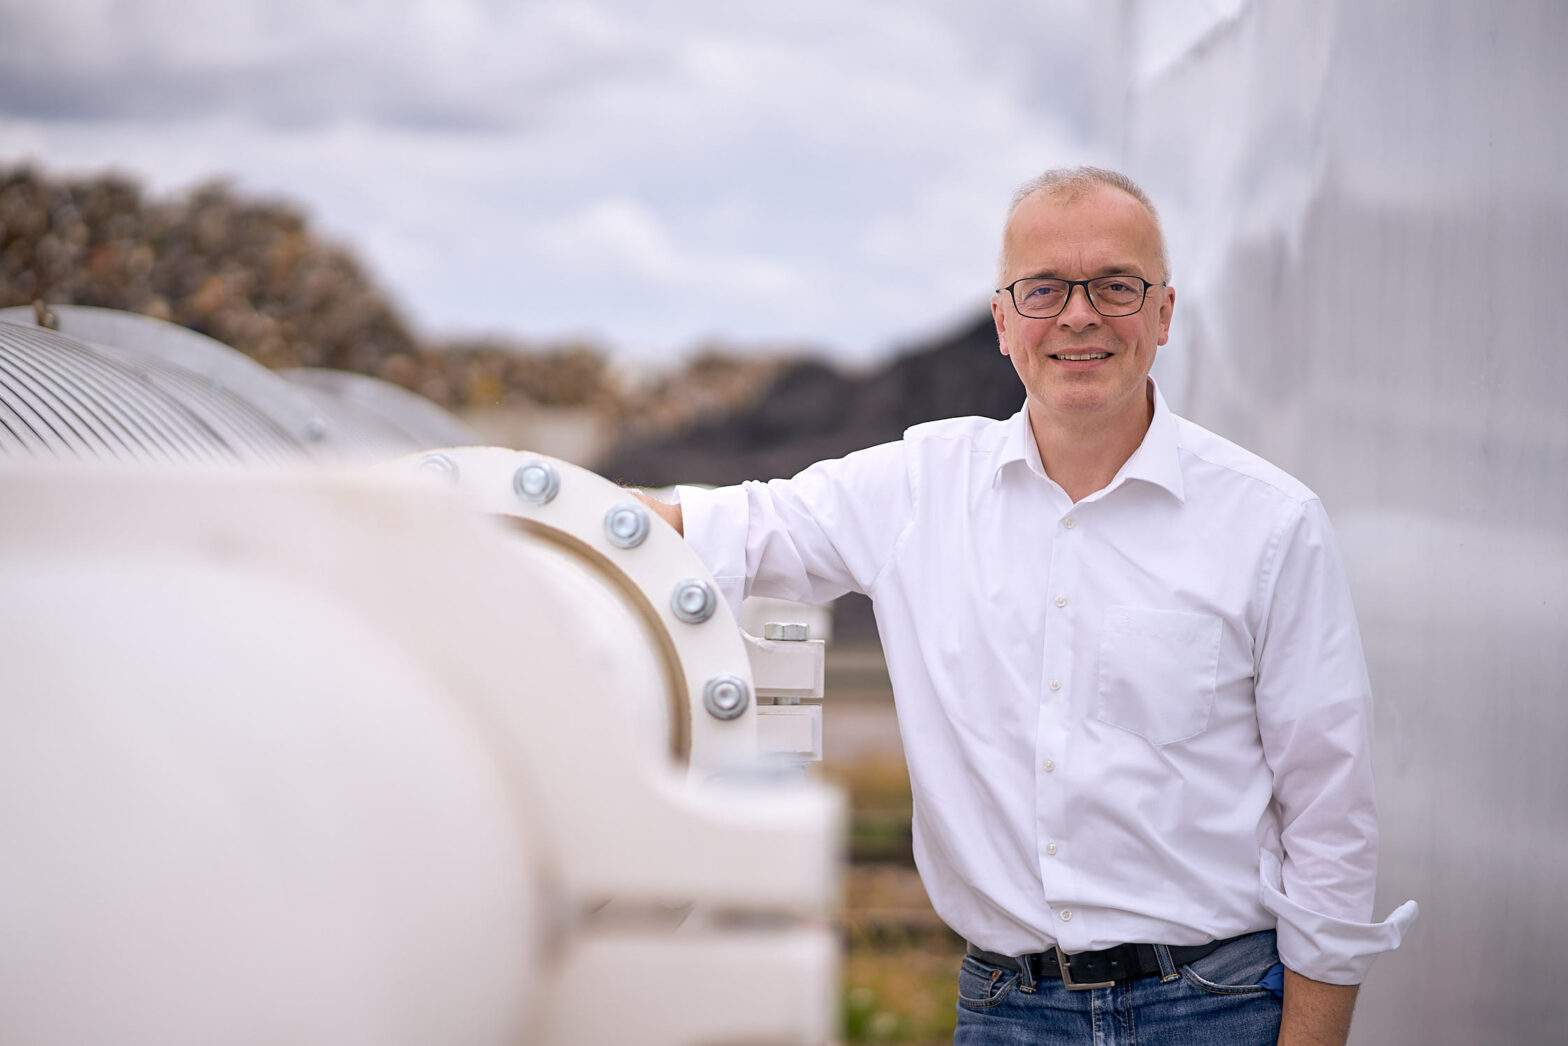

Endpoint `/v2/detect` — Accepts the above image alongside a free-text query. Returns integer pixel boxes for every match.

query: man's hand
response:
[630,489,683,536]
[1277,967,1358,1046]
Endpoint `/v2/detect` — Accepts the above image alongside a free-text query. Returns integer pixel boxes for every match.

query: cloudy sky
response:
[0,0,1127,362]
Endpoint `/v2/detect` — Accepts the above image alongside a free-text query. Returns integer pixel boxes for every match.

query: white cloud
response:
[0,0,1103,361]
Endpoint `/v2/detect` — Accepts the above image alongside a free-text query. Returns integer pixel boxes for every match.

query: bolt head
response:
[671,578,716,624]
[419,454,459,483]
[603,502,650,548]
[513,460,560,505]
[703,675,750,720]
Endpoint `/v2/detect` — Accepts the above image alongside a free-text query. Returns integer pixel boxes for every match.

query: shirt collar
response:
[990,379,1186,503]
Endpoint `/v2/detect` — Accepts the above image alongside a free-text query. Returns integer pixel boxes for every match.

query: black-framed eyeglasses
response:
[997,275,1164,319]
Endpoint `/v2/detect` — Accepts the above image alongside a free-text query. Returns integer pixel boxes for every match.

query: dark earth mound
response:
[597,312,1023,487]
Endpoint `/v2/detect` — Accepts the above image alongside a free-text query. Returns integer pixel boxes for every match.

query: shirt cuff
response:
[1258,849,1419,985]
[674,483,749,622]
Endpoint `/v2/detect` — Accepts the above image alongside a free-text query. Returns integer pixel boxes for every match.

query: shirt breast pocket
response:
[1095,606,1223,746]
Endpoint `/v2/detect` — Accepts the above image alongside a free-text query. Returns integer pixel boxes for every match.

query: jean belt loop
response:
[1016,953,1038,994]
[1153,943,1179,982]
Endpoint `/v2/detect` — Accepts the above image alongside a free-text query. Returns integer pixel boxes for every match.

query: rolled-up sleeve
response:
[675,439,914,621]
[1253,498,1419,984]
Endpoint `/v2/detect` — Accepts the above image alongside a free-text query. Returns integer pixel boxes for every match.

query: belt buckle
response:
[1055,946,1116,991]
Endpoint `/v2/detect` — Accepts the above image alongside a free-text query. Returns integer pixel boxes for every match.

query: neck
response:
[1028,384,1155,503]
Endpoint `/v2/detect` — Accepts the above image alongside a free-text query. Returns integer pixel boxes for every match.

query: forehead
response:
[1002,185,1162,280]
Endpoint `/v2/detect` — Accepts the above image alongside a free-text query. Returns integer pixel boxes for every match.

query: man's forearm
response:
[1277,967,1358,1046]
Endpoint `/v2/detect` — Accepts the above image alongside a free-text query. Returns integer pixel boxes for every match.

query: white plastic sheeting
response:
[1120,2,1567,1042]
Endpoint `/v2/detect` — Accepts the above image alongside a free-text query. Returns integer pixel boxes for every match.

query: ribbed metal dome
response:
[0,307,479,464]
[278,367,479,457]
[0,319,308,464]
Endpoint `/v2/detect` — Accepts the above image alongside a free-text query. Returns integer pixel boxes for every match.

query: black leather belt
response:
[966,933,1246,992]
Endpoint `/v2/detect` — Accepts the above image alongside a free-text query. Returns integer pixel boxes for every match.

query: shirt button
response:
[1042,759,1056,772]
[1049,680,1062,692]
[1063,517,1077,529]
[1060,909,1073,922]
[1047,842,1058,856]
[1054,595,1068,608]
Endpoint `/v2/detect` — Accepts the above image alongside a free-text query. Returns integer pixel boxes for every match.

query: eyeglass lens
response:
[1013,277,1147,318]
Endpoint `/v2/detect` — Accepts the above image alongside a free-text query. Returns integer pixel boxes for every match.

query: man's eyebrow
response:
[1020,263,1148,280]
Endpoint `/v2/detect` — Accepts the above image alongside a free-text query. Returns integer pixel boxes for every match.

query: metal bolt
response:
[420,454,459,483]
[604,502,651,548]
[303,418,328,442]
[763,621,809,641]
[703,675,751,720]
[671,578,717,624]
[513,459,560,505]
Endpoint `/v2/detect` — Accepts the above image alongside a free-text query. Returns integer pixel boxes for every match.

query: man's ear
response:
[991,295,1011,357]
[1156,284,1175,346]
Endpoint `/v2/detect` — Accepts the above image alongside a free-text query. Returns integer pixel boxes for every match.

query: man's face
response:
[990,185,1175,425]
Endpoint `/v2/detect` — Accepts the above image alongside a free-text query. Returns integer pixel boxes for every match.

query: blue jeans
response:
[954,929,1284,1045]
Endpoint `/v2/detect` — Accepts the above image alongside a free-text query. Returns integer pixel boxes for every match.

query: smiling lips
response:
[1049,350,1112,361]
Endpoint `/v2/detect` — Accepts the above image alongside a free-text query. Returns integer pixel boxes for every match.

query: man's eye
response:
[1023,284,1062,301]
[1100,279,1136,294]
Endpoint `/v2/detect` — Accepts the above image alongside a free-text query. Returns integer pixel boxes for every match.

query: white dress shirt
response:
[678,381,1416,985]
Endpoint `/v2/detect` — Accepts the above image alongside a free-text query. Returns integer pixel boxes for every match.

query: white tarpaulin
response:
[1120,2,1567,1042]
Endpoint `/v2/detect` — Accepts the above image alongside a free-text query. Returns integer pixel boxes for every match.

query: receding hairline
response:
[997,166,1170,285]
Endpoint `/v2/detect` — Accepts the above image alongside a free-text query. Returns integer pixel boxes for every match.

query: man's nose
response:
[1055,283,1100,330]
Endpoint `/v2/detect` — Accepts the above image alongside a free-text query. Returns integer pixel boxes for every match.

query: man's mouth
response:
[1049,351,1112,361]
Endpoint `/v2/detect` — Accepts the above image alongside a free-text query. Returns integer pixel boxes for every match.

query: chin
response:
[1034,386,1112,415]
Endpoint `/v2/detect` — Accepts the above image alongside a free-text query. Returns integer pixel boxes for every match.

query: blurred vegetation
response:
[0,165,788,437]
[827,756,916,864]
[825,754,963,1043]
[843,944,960,1044]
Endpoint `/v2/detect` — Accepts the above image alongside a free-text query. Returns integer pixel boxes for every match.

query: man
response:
[636,167,1415,1044]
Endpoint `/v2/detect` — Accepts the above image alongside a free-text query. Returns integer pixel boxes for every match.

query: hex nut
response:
[604,502,651,548]
[762,621,809,641]
[671,578,717,624]
[513,460,561,505]
[703,675,751,720]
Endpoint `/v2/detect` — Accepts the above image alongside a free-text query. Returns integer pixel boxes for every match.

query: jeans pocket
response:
[1177,934,1281,996]
[1178,963,1275,996]
[1094,605,1221,745]
[957,957,1020,1010]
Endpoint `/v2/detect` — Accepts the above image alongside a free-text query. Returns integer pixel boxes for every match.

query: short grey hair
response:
[998,166,1170,284]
